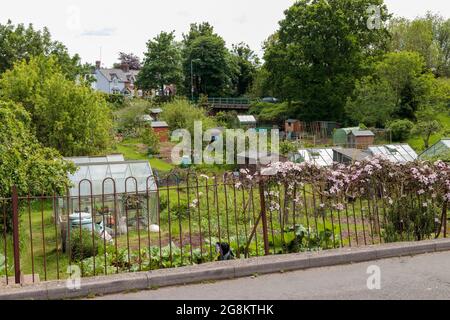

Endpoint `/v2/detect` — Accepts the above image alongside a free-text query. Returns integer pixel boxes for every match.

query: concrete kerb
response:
[0,238,449,300]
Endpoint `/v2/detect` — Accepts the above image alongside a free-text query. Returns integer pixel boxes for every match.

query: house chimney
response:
[95,60,101,69]
[121,63,130,73]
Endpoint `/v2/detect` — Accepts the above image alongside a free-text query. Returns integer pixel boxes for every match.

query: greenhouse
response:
[58,159,158,244]
[420,138,450,160]
[291,148,335,167]
[367,144,418,163]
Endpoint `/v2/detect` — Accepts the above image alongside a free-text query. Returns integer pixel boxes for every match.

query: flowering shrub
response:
[237,156,449,241]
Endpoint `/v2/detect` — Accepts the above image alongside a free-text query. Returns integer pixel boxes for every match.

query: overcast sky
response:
[1,0,449,67]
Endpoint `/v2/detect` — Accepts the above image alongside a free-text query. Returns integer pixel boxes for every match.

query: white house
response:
[91,61,141,96]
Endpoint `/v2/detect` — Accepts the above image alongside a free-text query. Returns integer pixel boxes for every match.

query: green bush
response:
[387,119,414,142]
[279,140,297,156]
[249,102,292,124]
[140,128,160,154]
[383,198,438,242]
[69,229,101,262]
[105,93,126,108]
[161,98,217,135]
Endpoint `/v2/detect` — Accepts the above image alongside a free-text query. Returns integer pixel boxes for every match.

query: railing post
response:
[12,185,21,284]
[258,180,270,255]
[444,201,447,238]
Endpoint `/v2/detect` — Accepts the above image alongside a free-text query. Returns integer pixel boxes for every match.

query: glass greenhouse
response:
[368,144,418,163]
[420,138,450,160]
[291,148,336,167]
[58,158,158,241]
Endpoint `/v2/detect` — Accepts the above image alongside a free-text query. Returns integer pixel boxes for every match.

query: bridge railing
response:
[190,97,251,105]
[208,97,250,105]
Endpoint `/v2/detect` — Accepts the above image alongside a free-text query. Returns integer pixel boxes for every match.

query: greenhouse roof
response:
[237,115,256,124]
[420,138,450,159]
[352,130,375,137]
[151,121,169,128]
[368,144,418,163]
[338,127,360,135]
[65,154,125,165]
[68,160,157,196]
[333,148,371,162]
[295,148,335,167]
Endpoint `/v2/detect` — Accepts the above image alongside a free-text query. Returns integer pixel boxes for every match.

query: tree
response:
[137,31,183,94]
[186,35,234,97]
[345,78,397,127]
[388,14,450,77]
[181,23,235,97]
[114,52,142,70]
[0,56,113,156]
[140,127,160,155]
[231,43,260,96]
[0,20,85,79]
[0,100,74,229]
[387,119,414,142]
[182,22,215,48]
[412,107,443,149]
[263,0,390,121]
[161,99,216,136]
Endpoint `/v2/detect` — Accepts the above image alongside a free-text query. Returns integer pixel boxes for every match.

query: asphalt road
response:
[96,251,450,300]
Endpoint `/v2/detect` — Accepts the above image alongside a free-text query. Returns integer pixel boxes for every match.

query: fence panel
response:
[0,172,447,285]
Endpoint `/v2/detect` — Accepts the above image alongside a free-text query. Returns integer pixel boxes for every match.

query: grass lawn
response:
[111,137,175,173]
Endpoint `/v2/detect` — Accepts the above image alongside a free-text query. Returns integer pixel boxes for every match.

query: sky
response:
[1,0,450,67]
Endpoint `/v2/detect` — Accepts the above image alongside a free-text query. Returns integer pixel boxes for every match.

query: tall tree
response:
[182,22,215,48]
[182,23,235,97]
[0,100,74,229]
[388,14,450,77]
[0,20,84,79]
[263,0,390,121]
[0,56,113,156]
[346,51,449,127]
[231,42,260,96]
[137,31,183,94]
[114,52,142,70]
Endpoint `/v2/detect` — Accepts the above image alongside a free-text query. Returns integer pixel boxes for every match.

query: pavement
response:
[1,238,450,300]
[95,251,450,300]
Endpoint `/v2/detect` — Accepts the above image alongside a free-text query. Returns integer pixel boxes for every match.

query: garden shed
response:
[420,138,450,160]
[285,119,302,140]
[333,127,360,146]
[59,159,158,241]
[151,121,169,142]
[348,130,375,149]
[368,144,418,163]
[291,148,335,167]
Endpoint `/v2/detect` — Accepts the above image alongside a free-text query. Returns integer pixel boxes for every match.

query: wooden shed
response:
[151,121,169,143]
[348,130,375,150]
[285,119,302,139]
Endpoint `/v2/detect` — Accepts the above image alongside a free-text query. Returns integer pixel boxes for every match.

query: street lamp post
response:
[190,59,200,101]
